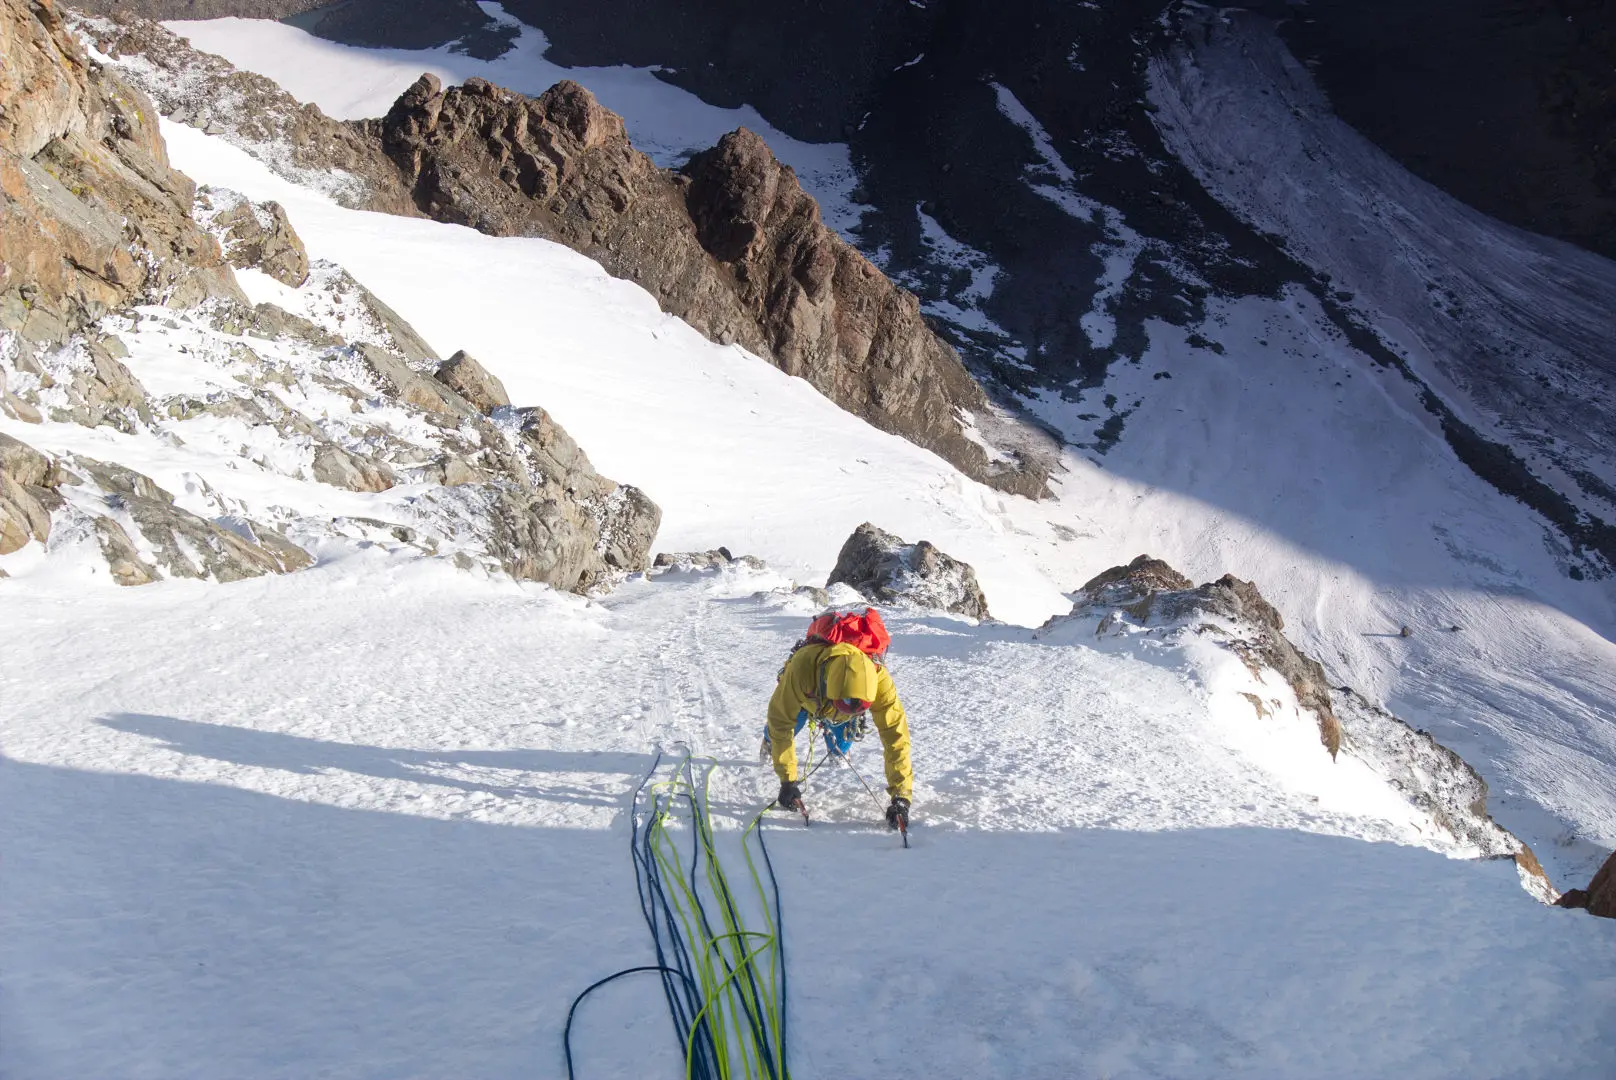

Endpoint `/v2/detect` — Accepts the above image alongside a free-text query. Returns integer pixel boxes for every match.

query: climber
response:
[763,609,912,832]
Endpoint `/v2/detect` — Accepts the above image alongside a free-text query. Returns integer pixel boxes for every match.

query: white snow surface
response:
[5,562,1615,1078]
[1,37,1615,1077]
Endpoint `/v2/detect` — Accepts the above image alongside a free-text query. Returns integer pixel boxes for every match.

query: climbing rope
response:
[565,750,792,1080]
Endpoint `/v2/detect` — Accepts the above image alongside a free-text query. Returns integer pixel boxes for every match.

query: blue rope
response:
[563,965,704,1079]
[567,751,792,1079]
[684,762,781,1080]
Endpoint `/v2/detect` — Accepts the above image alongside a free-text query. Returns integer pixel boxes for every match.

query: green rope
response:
[639,752,790,1080]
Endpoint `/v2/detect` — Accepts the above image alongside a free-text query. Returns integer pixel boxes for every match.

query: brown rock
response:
[432,454,486,486]
[0,0,245,345]
[93,515,158,586]
[369,75,1050,497]
[0,473,51,552]
[1582,849,1616,918]
[1077,554,1194,600]
[434,350,509,413]
[1073,555,1340,757]
[360,344,474,420]
[195,186,310,287]
[422,403,661,590]
[0,431,57,488]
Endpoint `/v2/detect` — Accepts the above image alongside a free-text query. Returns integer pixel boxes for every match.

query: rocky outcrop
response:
[652,547,767,572]
[434,350,508,414]
[1331,686,1515,855]
[359,344,473,419]
[76,13,416,214]
[0,6,659,596]
[1556,849,1616,918]
[310,443,395,493]
[413,403,661,590]
[0,433,56,553]
[0,0,243,346]
[0,431,311,582]
[1075,554,1341,757]
[1055,553,1555,899]
[194,186,309,287]
[365,75,1049,498]
[826,522,989,620]
[25,332,154,431]
[68,454,313,581]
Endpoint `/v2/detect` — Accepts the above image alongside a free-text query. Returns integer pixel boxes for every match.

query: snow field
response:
[18,97,1602,883]
[148,20,1616,881]
[4,565,1614,1078]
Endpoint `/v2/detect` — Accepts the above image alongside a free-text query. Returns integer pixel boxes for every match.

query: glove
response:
[886,796,910,831]
[777,780,803,810]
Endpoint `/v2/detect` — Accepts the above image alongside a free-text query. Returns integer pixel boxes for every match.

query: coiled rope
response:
[565,750,793,1080]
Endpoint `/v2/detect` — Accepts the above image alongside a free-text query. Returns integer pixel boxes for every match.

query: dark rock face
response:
[367,75,1051,498]
[827,522,989,620]
[1262,0,1616,262]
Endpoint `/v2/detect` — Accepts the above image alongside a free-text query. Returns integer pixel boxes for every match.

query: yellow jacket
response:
[767,642,912,800]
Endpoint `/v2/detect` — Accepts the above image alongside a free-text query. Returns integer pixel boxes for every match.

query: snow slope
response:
[2,21,1616,1077]
[5,561,1615,1079]
[1148,9,1616,546]
[128,120,1616,887]
[163,15,1616,875]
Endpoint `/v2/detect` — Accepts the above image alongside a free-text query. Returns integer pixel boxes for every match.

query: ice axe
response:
[844,752,908,848]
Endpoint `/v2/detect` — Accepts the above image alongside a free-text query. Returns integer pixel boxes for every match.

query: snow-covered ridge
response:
[1041,554,1557,902]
